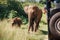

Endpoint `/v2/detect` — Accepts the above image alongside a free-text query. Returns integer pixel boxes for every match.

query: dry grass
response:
[0,14,48,40]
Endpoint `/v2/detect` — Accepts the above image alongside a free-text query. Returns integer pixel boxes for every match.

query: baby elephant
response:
[24,5,42,32]
[12,17,22,27]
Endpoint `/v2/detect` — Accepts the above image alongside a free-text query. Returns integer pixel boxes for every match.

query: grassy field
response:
[0,14,48,40]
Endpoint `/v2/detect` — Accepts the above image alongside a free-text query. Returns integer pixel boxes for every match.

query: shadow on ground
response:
[40,30,48,35]
[41,21,47,25]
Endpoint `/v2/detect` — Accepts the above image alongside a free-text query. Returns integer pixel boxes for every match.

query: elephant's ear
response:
[24,6,29,14]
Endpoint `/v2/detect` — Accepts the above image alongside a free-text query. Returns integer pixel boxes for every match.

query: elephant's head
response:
[24,5,39,15]
[24,5,29,14]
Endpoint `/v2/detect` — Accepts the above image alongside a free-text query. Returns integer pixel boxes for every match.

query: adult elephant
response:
[24,5,42,32]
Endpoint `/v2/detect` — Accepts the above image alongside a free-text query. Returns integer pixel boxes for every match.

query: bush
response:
[0,0,28,24]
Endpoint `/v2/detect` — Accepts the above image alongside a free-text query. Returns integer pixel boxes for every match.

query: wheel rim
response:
[55,18,60,33]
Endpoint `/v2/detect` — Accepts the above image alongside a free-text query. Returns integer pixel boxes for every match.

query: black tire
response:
[49,12,60,37]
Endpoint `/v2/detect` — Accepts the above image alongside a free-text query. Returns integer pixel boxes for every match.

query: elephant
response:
[12,17,22,27]
[24,5,42,32]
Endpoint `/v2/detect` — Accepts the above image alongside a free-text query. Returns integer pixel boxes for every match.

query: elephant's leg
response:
[18,23,20,27]
[28,20,34,32]
[12,23,15,26]
[31,19,34,32]
[34,15,42,32]
[28,13,34,32]
[34,20,40,32]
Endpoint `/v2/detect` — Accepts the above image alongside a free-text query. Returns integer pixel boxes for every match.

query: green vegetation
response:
[0,0,27,23]
[0,0,45,23]
[0,0,48,40]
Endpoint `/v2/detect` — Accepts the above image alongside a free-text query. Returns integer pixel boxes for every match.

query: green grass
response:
[0,14,48,40]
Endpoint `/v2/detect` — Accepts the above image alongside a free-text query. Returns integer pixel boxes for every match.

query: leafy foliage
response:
[0,0,28,23]
[0,0,46,23]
